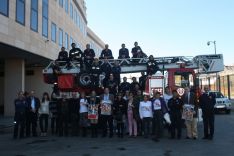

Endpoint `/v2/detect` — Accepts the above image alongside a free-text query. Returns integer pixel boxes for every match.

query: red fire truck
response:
[43,54,224,97]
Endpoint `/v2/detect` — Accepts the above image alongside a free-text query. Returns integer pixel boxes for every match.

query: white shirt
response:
[163,94,172,109]
[79,98,88,113]
[39,100,49,115]
[153,99,161,110]
[139,101,153,119]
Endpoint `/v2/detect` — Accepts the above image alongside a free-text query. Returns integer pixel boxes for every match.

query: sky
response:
[86,0,234,65]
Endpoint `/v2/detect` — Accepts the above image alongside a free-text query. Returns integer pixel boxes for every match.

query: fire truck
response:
[42,54,224,97]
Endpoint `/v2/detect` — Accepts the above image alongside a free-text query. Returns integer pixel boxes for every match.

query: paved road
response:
[0,113,234,156]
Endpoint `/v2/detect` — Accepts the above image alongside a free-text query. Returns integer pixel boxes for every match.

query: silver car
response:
[209,91,232,114]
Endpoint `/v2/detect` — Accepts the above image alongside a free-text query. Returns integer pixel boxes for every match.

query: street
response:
[0,112,234,156]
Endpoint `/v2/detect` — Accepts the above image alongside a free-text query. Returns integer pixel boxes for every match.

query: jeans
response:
[142,117,152,137]
[39,114,49,133]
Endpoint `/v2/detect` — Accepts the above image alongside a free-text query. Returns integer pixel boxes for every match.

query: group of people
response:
[13,85,216,141]
[54,42,158,86]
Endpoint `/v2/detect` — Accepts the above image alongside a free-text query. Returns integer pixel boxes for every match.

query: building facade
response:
[0,0,105,116]
[199,66,234,99]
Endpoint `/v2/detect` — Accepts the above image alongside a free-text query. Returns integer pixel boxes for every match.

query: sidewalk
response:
[0,116,14,134]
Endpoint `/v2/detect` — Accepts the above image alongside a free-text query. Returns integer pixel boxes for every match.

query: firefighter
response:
[147,55,159,76]
[105,74,118,96]
[91,58,102,87]
[168,90,184,139]
[69,43,84,69]
[69,92,80,136]
[57,94,70,136]
[13,91,27,139]
[84,44,95,70]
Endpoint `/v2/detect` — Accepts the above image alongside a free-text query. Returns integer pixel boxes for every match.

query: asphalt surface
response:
[0,112,234,156]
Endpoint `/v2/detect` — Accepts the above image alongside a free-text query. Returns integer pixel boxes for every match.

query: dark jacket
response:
[151,97,168,114]
[199,92,216,115]
[100,49,113,59]
[147,60,159,75]
[113,98,127,121]
[118,48,130,59]
[69,98,80,115]
[168,97,184,116]
[84,49,95,60]
[69,48,83,61]
[58,51,69,61]
[131,46,142,58]
[119,82,131,93]
[26,96,40,113]
[181,92,198,117]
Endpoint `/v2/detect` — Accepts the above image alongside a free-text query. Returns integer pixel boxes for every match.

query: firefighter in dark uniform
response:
[101,58,112,81]
[84,43,95,70]
[199,86,216,140]
[91,58,102,87]
[99,44,114,59]
[69,92,80,136]
[58,47,69,62]
[147,55,159,76]
[119,77,131,93]
[168,90,184,139]
[105,74,118,96]
[57,46,70,68]
[57,94,70,136]
[69,43,84,69]
[13,91,27,139]
[112,61,121,85]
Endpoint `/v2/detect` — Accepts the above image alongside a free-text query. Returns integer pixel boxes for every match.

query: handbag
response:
[163,113,171,125]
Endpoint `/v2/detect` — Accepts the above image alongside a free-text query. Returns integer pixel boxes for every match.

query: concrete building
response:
[199,66,234,99]
[0,0,105,116]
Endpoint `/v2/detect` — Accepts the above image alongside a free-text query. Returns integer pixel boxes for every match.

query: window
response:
[65,33,69,49]
[59,0,63,8]
[70,36,73,47]
[70,3,73,19]
[65,0,69,13]
[59,28,63,47]
[16,0,25,25]
[0,0,9,16]
[30,0,38,32]
[51,22,56,43]
[76,14,80,27]
[74,10,77,24]
[42,0,48,37]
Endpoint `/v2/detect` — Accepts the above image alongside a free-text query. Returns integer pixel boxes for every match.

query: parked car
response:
[209,91,232,114]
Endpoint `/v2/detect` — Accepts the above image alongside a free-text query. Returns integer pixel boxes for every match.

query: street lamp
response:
[207,40,218,91]
[207,41,217,54]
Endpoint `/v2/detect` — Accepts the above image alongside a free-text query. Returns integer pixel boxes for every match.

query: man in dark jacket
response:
[104,74,118,96]
[69,92,80,136]
[100,44,113,59]
[26,90,40,137]
[199,86,216,140]
[101,58,112,81]
[152,92,168,142]
[13,91,27,139]
[181,87,198,139]
[69,43,84,68]
[57,94,70,136]
[119,77,131,93]
[147,55,159,76]
[131,42,147,59]
[168,90,184,139]
[118,43,130,59]
[112,61,121,85]
[113,93,127,138]
[84,43,95,70]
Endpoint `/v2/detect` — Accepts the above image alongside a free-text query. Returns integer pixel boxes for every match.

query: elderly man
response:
[182,87,198,139]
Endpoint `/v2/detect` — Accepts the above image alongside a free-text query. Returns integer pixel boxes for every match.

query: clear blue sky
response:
[86,0,234,65]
